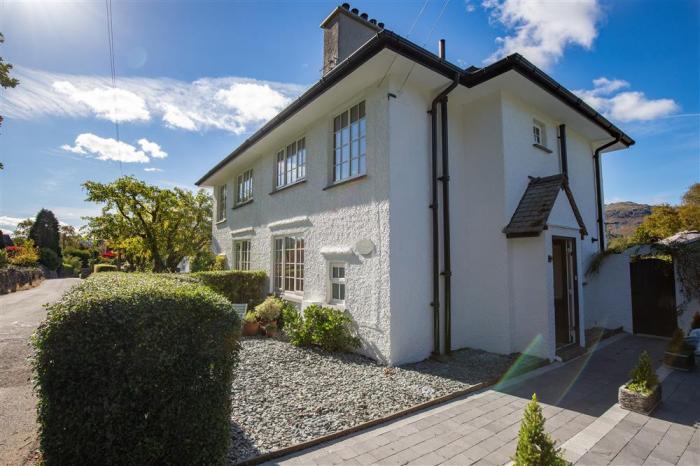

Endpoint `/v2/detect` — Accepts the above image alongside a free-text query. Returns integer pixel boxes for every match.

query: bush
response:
[255,296,282,322]
[279,300,300,331]
[39,247,61,270]
[63,254,82,272]
[7,240,40,267]
[32,273,240,465]
[0,249,7,268]
[0,266,43,294]
[513,394,567,466]
[61,263,75,277]
[190,270,266,308]
[94,263,118,273]
[212,254,228,271]
[667,328,692,353]
[63,247,92,268]
[627,351,659,395]
[285,304,361,352]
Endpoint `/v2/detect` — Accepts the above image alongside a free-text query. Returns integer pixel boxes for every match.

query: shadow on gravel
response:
[228,421,260,465]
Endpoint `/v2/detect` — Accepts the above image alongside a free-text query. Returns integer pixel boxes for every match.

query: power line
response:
[105,0,123,174]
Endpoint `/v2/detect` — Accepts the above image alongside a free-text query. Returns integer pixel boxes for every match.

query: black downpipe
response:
[558,124,568,177]
[440,95,454,355]
[429,72,459,356]
[593,135,621,251]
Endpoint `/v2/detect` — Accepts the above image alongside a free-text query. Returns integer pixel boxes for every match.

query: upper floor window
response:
[216,184,227,222]
[236,169,253,205]
[333,101,366,182]
[276,137,306,188]
[233,239,251,270]
[533,120,546,147]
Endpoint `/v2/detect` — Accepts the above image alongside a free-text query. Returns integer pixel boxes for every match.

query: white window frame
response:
[216,184,227,222]
[233,240,251,270]
[533,120,547,147]
[276,137,307,189]
[236,169,253,205]
[329,262,346,305]
[273,236,304,295]
[332,101,366,182]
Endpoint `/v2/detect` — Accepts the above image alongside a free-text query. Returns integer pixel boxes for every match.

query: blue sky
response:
[0,0,698,231]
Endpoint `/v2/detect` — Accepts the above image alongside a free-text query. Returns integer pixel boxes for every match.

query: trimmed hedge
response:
[94,263,118,273]
[0,266,44,294]
[191,270,267,308]
[32,273,241,465]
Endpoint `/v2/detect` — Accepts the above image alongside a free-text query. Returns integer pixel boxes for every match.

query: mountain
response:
[605,202,652,238]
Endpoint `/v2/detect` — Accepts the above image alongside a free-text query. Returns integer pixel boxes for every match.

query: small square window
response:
[533,120,546,147]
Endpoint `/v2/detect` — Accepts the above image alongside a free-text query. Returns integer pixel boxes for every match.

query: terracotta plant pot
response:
[242,321,260,337]
[618,382,661,415]
[664,350,695,371]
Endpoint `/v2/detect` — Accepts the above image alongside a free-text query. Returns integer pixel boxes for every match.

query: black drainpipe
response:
[593,135,621,251]
[429,39,460,356]
[558,124,568,177]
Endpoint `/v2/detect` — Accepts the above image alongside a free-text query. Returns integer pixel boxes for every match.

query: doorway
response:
[553,237,579,348]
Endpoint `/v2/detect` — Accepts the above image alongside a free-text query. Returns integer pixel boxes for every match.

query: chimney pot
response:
[360,13,368,20]
[438,39,446,59]
[378,22,384,28]
[369,19,377,24]
[351,8,359,14]
[341,3,350,9]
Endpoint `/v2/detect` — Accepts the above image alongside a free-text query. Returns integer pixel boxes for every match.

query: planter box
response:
[664,350,695,371]
[619,382,661,415]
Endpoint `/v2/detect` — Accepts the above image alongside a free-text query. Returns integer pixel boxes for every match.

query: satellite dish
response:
[355,239,374,255]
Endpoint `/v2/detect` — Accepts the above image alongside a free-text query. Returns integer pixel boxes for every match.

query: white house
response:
[196,4,634,365]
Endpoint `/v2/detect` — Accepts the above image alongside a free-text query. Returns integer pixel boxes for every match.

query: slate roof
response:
[503,174,587,238]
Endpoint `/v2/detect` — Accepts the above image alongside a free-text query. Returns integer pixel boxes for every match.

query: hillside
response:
[605,202,652,238]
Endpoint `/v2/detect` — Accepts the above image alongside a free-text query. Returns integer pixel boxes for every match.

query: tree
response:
[59,224,81,250]
[29,209,61,258]
[12,218,34,239]
[83,176,212,272]
[513,394,567,466]
[631,205,683,244]
[678,183,700,231]
[1,32,20,171]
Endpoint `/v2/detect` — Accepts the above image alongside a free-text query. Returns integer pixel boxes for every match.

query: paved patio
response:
[269,335,698,465]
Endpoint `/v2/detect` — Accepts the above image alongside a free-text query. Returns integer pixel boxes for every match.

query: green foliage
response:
[94,263,118,273]
[0,249,7,268]
[32,273,240,465]
[631,205,683,244]
[7,239,39,267]
[190,249,216,272]
[0,31,19,139]
[62,255,82,272]
[627,351,659,395]
[83,176,212,272]
[190,270,266,308]
[285,304,361,352]
[678,183,700,231]
[279,300,300,331]
[29,209,62,258]
[63,247,91,268]
[39,247,61,271]
[212,254,228,271]
[513,394,568,466]
[690,312,700,331]
[243,312,257,324]
[12,218,34,240]
[254,296,283,322]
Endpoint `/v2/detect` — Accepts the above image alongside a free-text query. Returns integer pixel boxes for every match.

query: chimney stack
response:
[320,3,383,75]
[438,39,445,60]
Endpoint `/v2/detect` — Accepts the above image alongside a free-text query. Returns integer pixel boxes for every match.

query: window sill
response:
[232,199,253,210]
[323,173,367,191]
[280,292,303,303]
[533,143,553,153]
[269,178,307,195]
[215,218,227,225]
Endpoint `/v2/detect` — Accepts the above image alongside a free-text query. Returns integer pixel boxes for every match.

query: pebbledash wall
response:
[212,82,394,363]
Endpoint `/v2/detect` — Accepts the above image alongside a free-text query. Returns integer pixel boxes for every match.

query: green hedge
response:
[94,263,118,273]
[191,270,267,308]
[32,273,241,465]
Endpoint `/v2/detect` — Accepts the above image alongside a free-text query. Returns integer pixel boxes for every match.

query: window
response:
[276,137,307,188]
[273,236,304,294]
[329,263,346,304]
[233,240,251,270]
[533,120,546,146]
[333,101,366,182]
[216,184,227,222]
[236,169,253,204]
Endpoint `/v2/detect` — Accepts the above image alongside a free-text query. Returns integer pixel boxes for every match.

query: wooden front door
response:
[553,237,579,348]
[630,258,677,337]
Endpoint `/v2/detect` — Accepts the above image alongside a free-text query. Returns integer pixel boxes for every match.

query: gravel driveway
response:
[0,278,81,466]
[229,338,515,463]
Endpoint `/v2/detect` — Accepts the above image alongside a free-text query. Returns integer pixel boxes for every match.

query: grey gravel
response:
[228,337,516,463]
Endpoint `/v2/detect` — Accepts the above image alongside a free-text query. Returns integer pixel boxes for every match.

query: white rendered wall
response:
[211,83,394,363]
[584,251,634,332]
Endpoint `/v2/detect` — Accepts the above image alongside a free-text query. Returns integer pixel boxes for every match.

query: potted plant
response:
[664,328,695,371]
[619,351,661,414]
[254,296,282,338]
[242,312,259,337]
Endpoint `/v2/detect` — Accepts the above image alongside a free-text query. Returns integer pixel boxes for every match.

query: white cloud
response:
[137,138,167,159]
[144,167,163,172]
[2,67,305,135]
[61,133,151,163]
[575,78,679,122]
[0,216,28,232]
[482,0,601,69]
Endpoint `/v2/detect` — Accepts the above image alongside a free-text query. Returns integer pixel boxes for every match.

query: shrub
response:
[286,304,361,352]
[190,270,266,308]
[513,394,567,466]
[61,263,75,277]
[627,351,659,395]
[255,296,282,322]
[0,249,7,268]
[39,247,61,270]
[7,239,40,267]
[667,328,692,353]
[63,254,82,272]
[279,300,300,331]
[243,312,257,324]
[63,247,91,268]
[32,273,240,465]
[94,263,118,273]
[212,254,228,270]
[690,312,700,332]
